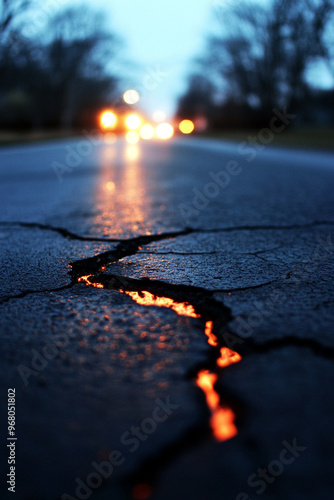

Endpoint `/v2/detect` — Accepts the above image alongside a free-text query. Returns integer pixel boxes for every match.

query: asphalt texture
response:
[0,136,334,500]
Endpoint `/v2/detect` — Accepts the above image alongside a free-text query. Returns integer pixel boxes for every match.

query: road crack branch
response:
[0,221,113,242]
[0,284,73,304]
[1,219,333,244]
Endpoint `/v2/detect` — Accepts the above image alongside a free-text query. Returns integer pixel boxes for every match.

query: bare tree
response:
[41,5,120,128]
[176,74,215,120]
[206,0,334,115]
[0,4,121,129]
[0,0,32,41]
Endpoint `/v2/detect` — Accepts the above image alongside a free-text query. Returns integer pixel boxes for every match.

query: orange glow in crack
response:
[124,291,200,319]
[217,348,242,368]
[78,274,93,285]
[205,321,242,368]
[76,276,241,443]
[133,483,152,500]
[205,320,218,346]
[196,370,238,441]
[199,321,241,440]
[124,295,241,442]
[78,275,104,289]
[211,406,238,441]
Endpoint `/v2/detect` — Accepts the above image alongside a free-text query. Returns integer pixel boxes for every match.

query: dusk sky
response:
[35,0,333,120]
[72,0,218,119]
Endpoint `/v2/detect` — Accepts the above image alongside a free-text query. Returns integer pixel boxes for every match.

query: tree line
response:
[0,0,121,129]
[177,0,334,129]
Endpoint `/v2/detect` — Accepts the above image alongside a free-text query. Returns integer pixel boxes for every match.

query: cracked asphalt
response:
[0,137,334,500]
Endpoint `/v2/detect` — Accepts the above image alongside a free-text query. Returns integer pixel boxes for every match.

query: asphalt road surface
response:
[0,136,334,500]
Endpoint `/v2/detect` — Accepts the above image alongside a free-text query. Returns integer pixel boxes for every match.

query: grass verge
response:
[0,130,80,147]
[200,127,334,151]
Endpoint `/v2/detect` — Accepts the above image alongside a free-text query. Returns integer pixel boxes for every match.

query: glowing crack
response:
[77,271,241,442]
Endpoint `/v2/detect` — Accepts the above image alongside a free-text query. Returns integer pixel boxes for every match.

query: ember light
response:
[124,292,241,442]
[124,291,200,318]
[196,370,238,441]
[156,122,174,140]
[105,181,115,191]
[179,119,195,134]
[123,89,140,105]
[99,110,117,130]
[76,275,242,443]
[139,123,155,140]
[78,275,103,288]
[126,114,141,130]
